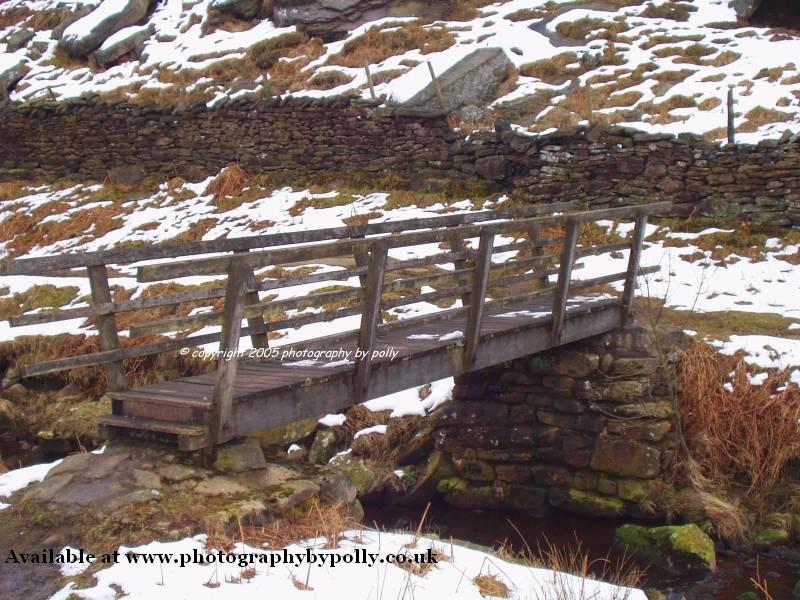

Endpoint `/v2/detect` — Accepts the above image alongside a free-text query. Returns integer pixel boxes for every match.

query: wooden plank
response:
[551,218,580,346]
[621,210,648,325]
[463,230,494,367]
[97,414,207,437]
[135,203,672,283]
[353,242,387,403]
[2,201,580,275]
[209,257,249,447]
[87,264,127,392]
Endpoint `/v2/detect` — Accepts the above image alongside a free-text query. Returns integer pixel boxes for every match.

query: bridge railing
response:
[0,199,669,444]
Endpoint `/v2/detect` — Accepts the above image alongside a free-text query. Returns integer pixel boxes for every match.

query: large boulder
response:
[59,0,151,58]
[91,23,153,66]
[392,47,513,111]
[730,0,763,18]
[272,0,455,38]
[210,0,262,20]
[5,28,35,53]
[614,524,716,573]
[0,56,29,96]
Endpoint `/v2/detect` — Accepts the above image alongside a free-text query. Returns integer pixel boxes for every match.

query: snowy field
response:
[1,0,799,140]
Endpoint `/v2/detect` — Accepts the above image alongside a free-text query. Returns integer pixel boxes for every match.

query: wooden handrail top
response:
[135,202,671,283]
[0,200,580,276]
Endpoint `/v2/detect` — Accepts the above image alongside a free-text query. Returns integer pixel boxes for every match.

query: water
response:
[364,501,800,599]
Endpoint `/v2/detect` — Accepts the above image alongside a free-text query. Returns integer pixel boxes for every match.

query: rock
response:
[328,453,383,498]
[214,438,266,473]
[286,445,309,462]
[752,527,789,549]
[1,367,21,389]
[239,463,301,489]
[730,0,763,19]
[132,468,161,490]
[107,164,145,186]
[397,47,514,111]
[158,464,204,482]
[46,452,94,477]
[318,467,358,505]
[266,480,320,513]
[6,28,35,52]
[23,473,76,503]
[272,0,454,38]
[0,57,28,94]
[309,429,339,465]
[204,499,269,535]
[401,450,457,504]
[459,104,483,122]
[0,398,19,429]
[59,0,151,58]
[614,524,716,573]
[591,437,661,479]
[210,0,261,20]
[475,156,507,181]
[91,24,153,66]
[5,383,35,407]
[83,448,131,480]
[254,416,318,447]
[194,476,247,496]
[793,579,800,598]
[549,488,625,518]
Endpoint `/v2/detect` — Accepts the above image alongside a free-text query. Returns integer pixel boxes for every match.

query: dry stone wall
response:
[429,324,687,519]
[2,96,800,225]
[0,96,455,181]
[454,124,800,227]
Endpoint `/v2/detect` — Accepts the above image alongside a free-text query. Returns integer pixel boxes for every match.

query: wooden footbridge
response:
[0,201,668,450]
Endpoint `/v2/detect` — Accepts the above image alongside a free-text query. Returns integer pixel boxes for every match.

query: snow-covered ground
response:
[1,0,799,140]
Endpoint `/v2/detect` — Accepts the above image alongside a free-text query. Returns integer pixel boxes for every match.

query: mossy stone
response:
[752,527,789,549]
[614,523,716,572]
[550,488,625,517]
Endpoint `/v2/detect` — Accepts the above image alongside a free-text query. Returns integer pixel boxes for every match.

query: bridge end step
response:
[98,414,209,451]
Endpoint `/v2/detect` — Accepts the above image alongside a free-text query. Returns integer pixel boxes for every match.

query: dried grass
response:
[327,23,455,68]
[499,529,645,600]
[678,341,800,495]
[473,574,510,597]
[236,501,357,549]
[205,164,250,201]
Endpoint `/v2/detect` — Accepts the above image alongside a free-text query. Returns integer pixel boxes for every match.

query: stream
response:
[365,501,800,600]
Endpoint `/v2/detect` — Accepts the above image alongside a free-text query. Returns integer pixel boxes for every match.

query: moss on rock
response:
[614,523,716,572]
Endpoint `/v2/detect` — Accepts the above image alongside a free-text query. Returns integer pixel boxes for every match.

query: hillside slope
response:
[1,0,799,141]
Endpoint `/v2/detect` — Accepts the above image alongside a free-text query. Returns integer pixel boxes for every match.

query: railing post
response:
[87,264,127,392]
[209,257,250,447]
[239,253,267,349]
[551,218,580,345]
[727,85,736,144]
[621,210,649,325]
[464,230,494,367]
[447,232,471,306]
[353,241,388,404]
[526,223,551,289]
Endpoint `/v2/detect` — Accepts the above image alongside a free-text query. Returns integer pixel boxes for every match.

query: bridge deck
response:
[99,294,622,450]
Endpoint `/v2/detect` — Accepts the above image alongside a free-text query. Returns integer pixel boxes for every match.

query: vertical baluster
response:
[463,230,495,368]
[526,223,551,289]
[353,241,388,404]
[551,218,580,345]
[621,210,649,325]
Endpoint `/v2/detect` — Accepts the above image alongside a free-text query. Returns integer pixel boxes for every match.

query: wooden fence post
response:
[727,85,735,144]
[353,241,388,404]
[551,218,580,345]
[209,257,250,447]
[621,210,648,325]
[87,264,127,392]
[427,62,446,110]
[464,230,494,367]
[364,60,377,101]
[587,82,593,125]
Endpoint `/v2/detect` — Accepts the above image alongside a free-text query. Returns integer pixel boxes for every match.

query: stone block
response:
[591,436,661,479]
